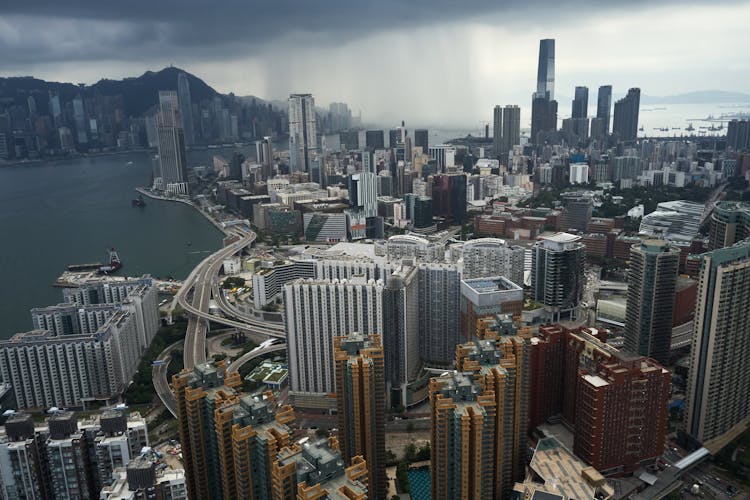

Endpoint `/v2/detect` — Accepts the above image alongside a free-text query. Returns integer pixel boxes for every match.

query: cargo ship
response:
[67,248,122,274]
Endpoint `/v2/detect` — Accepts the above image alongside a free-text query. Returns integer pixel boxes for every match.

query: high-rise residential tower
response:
[454,238,526,286]
[613,88,641,142]
[596,85,613,134]
[686,239,750,443]
[531,232,586,321]
[493,105,521,162]
[155,90,188,195]
[707,201,750,250]
[572,86,589,119]
[177,72,195,146]
[457,316,531,498]
[283,277,384,409]
[288,93,317,173]
[623,240,679,365]
[430,370,497,499]
[417,263,460,367]
[382,265,420,407]
[333,333,386,500]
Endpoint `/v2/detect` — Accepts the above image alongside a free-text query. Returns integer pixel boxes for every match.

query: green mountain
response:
[0,66,219,117]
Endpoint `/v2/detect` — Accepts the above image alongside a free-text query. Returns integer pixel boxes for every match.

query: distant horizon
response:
[1,1,749,124]
[3,65,749,132]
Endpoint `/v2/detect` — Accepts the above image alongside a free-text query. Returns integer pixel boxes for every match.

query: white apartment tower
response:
[283,277,383,409]
[289,93,317,173]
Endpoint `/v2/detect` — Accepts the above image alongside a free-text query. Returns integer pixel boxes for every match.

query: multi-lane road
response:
[154,229,287,414]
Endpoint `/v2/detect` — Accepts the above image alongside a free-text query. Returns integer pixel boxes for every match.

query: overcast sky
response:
[1,1,748,128]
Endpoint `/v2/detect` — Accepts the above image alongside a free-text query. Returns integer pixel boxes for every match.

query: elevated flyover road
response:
[226,342,287,375]
[151,340,183,417]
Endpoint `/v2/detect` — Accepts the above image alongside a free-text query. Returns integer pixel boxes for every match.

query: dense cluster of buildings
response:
[172,359,369,500]
[0,408,186,499]
[0,276,159,410]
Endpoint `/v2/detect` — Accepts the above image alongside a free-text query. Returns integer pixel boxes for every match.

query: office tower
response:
[431,172,467,222]
[73,94,88,144]
[255,136,274,180]
[339,129,359,150]
[536,39,555,99]
[456,318,530,498]
[623,240,679,365]
[156,90,189,195]
[430,370,497,499]
[560,192,593,232]
[427,144,456,172]
[229,151,244,181]
[574,351,670,474]
[456,238,525,285]
[283,277,384,409]
[173,361,243,499]
[612,87,641,142]
[597,85,613,134]
[708,201,750,250]
[501,105,521,161]
[493,105,503,156]
[460,276,523,341]
[572,86,589,119]
[272,437,368,499]
[388,128,400,149]
[382,265,420,407]
[686,239,750,443]
[414,128,429,152]
[334,333,386,500]
[530,95,558,144]
[348,171,378,218]
[289,93,317,173]
[418,263,460,366]
[531,233,586,321]
[365,129,385,150]
[177,72,195,146]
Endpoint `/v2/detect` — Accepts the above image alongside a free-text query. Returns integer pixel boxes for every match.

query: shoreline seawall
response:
[134,187,230,237]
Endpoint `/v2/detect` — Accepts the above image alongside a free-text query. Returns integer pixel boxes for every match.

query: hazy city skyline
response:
[1,2,749,126]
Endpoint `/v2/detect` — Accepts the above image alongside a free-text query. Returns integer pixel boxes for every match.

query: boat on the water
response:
[68,248,122,275]
[132,194,146,207]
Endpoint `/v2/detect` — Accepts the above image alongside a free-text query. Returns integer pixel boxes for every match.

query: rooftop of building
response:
[521,437,614,499]
[542,232,582,243]
[462,276,523,294]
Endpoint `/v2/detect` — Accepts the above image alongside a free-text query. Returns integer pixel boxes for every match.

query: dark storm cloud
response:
[0,0,741,68]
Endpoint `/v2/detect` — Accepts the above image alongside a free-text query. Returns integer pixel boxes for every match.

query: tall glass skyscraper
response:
[572,86,589,119]
[536,39,555,100]
[177,72,195,146]
[597,85,613,133]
